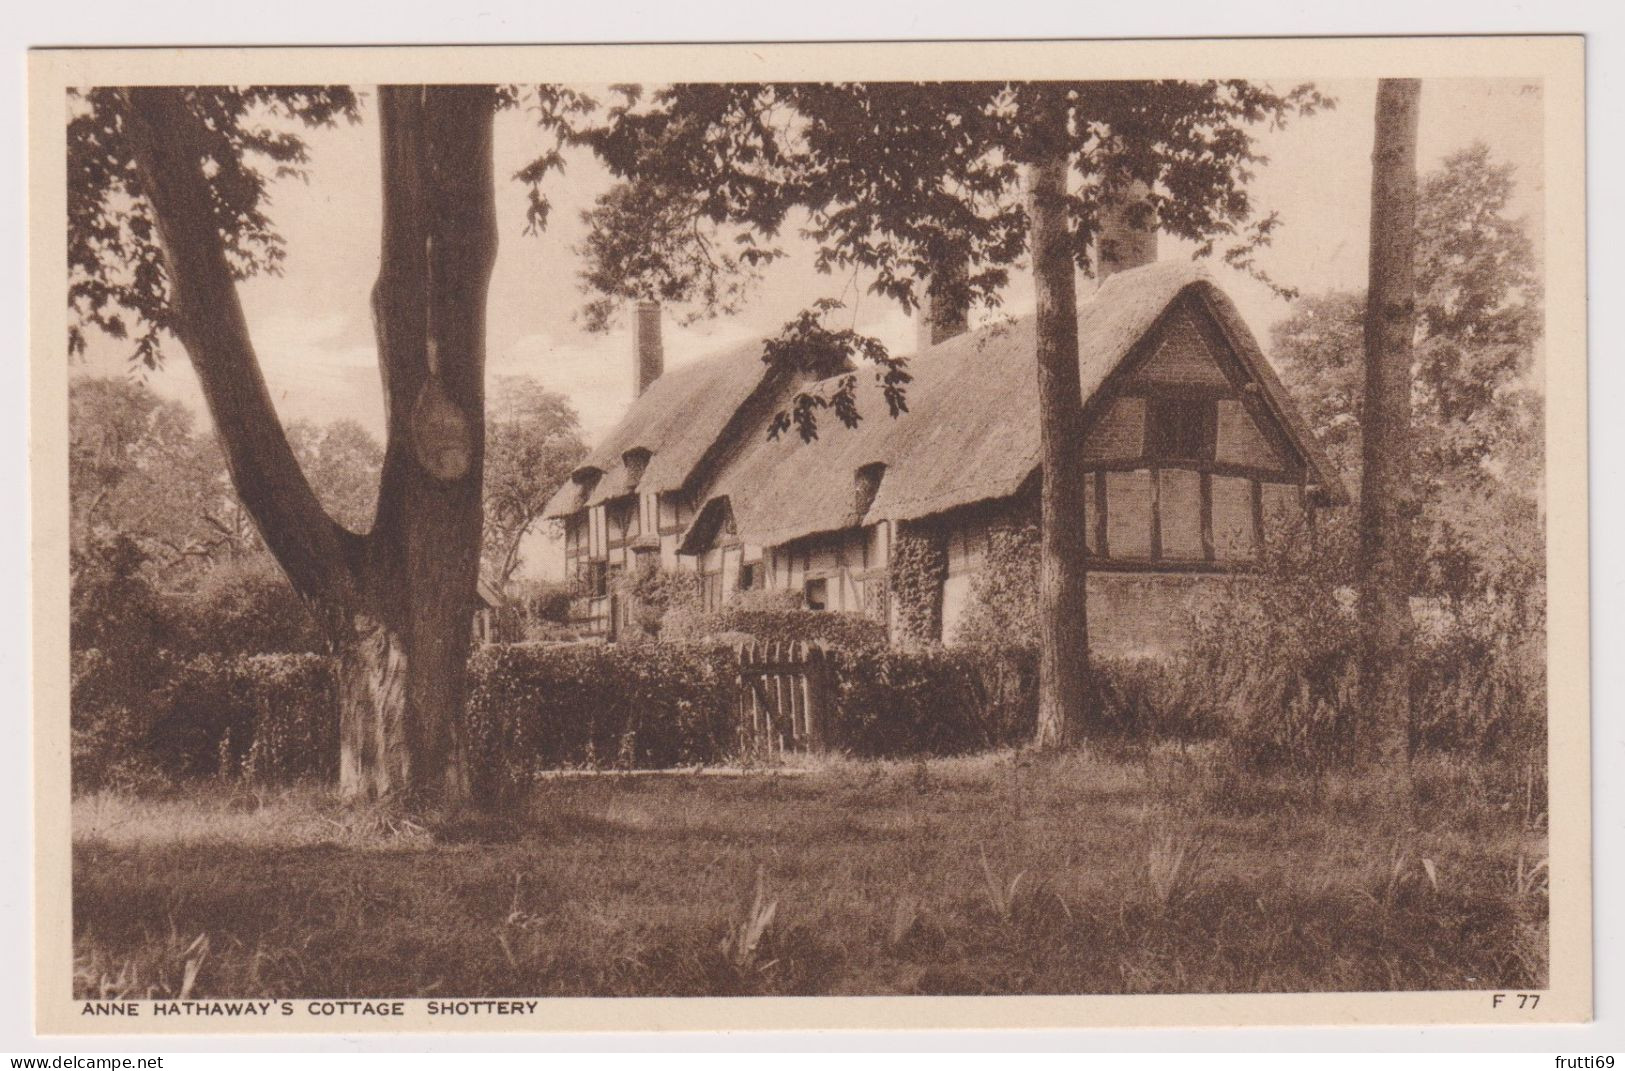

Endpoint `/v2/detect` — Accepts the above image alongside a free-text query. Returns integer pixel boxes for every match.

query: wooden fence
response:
[734,640,830,758]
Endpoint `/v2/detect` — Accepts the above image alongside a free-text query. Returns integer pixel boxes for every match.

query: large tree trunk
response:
[1358,79,1422,763]
[122,86,497,805]
[1027,151,1092,749]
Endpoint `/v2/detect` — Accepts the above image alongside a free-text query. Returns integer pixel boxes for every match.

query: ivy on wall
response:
[955,524,1041,647]
[889,523,947,647]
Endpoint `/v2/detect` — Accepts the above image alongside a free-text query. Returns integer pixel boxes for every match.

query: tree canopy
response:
[1271,141,1543,616]
[567,80,1329,438]
[482,376,588,589]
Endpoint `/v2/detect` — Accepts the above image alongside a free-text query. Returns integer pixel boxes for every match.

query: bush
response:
[71,646,177,792]
[1410,627,1546,760]
[167,558,326,656]
[147,654,337,782]
[464,642,739,798]
[1178,510,1546,770]
[71,535,175,655]
[82,643,743,795]
[826,645,1036,757]
[615,566,706,640]
[664,588,889,650]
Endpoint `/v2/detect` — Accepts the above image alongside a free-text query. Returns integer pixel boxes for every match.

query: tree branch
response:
[119,87,359,600]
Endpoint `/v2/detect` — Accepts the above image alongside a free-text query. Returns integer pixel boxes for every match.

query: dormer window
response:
[622,447,652,485]
[853,461,886,517]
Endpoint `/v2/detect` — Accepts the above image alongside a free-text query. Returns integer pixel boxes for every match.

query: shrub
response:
[167,558,326,656]
[827,645,1037,757]
[465,642,739,798]
[1087,656,1217,742]
[147,654,336,782]
[616,566,705,640]
[87,643,742,795]
[71,646,177,792]
[664,588,888,650]
[1410,626,1546,761]
[672,608,888,650]
[1175,517,1361,770]
[1179,510,1546,770]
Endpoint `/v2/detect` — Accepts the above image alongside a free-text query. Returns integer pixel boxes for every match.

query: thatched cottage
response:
[544,253,1346,656]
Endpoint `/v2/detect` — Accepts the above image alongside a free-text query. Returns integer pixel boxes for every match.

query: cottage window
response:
[607,499,635,541]
[804,577,829,611]
[739,562,758,591]
[580,560,608,599]
[1144,396,1216,461]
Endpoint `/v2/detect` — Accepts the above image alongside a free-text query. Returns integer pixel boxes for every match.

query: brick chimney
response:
[1096,179,1159,282]
[633,299,664,397]
[914,258,971,352]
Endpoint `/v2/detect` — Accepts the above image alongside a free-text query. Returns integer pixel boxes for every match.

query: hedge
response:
[74,643,743,793]
[826,645,1037,757]
[150,653,337,783]
[72,640,1226,792]
[464,642,739,796]
[76,634,1537,793]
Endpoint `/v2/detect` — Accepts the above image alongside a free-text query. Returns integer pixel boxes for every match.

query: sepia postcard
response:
[27,36,1589,1035]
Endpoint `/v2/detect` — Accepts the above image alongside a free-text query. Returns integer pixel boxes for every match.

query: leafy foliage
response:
[150,654,337,782]
[954,524,1040,646]
[575,80,1330,436]
[1270,143,1544,618]
[888,525,947,647]
[827,646,1036,757]
[759,300,911,443]
[70,375,387,584]
[482,376,588,588]
[464,643,741,799]
[284,419,384,534]
[67,87,361,367]
[611,564,706,641]
[575,179,786,333]
[664,602,889,650]
[167,557,326,657]
[69,376,235,572]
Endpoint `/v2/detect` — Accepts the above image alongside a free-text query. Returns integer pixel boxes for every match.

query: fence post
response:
[803,643,828,752]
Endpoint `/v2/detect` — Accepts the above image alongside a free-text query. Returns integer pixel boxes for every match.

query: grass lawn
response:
[72,746,1548,998]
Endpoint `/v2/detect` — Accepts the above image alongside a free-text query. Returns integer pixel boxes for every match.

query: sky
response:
[71,77,1545,577]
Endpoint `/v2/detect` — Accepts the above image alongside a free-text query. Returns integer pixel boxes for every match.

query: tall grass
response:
[73,747,1545,999]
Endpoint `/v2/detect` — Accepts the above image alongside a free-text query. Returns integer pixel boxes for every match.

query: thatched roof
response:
[554,261,1347,545]
[542,340,780,519]
[696,261,1346,549]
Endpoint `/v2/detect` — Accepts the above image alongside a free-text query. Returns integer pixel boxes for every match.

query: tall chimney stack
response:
[914,257,971,353]
[633,299,664,397]
[1096,179,1159,282]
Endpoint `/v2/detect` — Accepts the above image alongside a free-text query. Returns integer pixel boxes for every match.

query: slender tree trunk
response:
[1358,79,1422,764]
[1027,151,1092,749]
[123,86,497,805]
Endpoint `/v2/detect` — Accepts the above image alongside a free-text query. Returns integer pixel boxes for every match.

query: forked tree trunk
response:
[122,86,497,805]
[1358,78,1422,764]
[1027,151,1093,749]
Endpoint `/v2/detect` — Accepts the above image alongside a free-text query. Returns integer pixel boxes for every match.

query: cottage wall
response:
[762,527,879,613]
